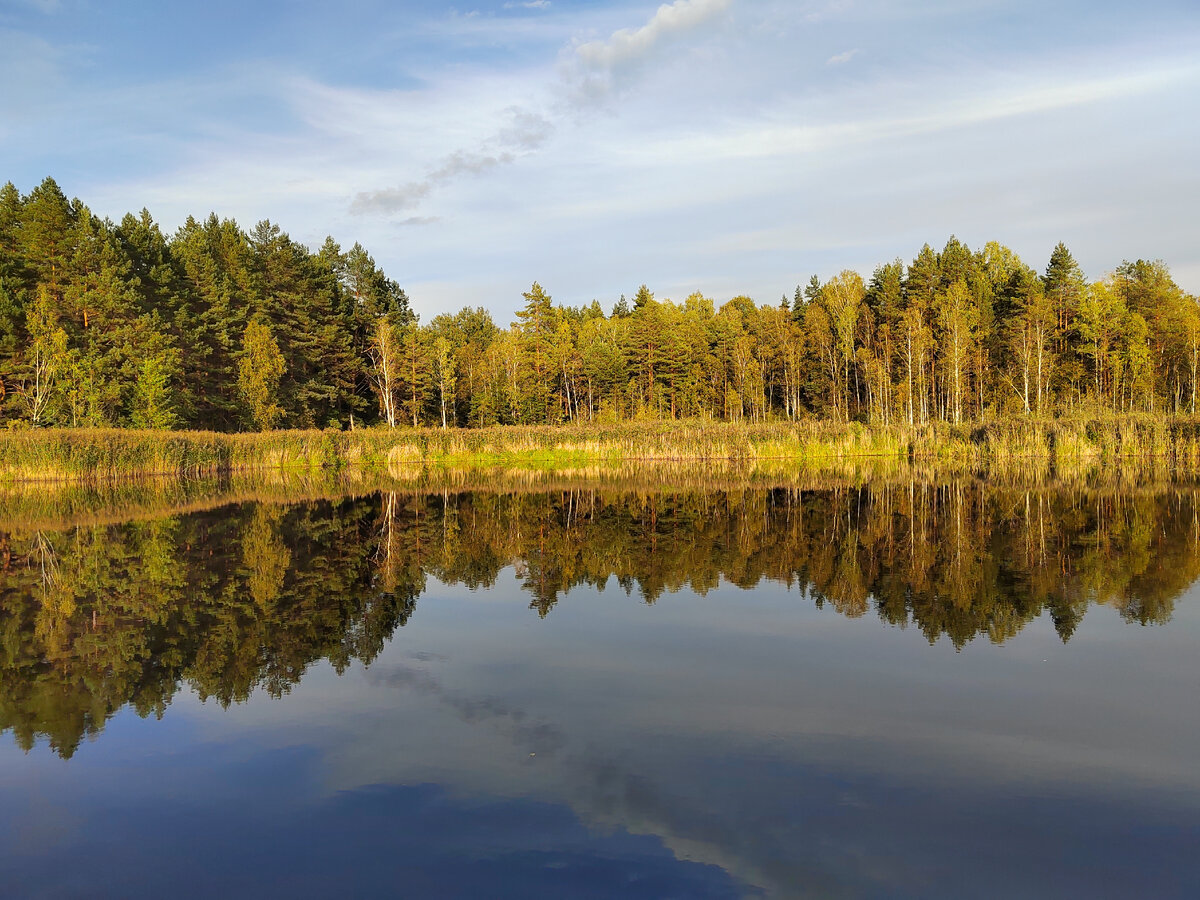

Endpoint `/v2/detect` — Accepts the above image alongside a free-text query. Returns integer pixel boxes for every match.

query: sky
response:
[2,0,1198,321]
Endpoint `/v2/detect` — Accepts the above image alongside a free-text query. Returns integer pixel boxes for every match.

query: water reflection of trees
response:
[1,484,1197,757]
[438,486,1199,634]
[0,498,419,758]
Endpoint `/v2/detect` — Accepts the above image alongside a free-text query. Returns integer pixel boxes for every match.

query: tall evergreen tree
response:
[515,282,556,423]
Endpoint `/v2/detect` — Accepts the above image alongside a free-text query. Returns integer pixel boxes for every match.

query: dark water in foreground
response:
[1,484,1198,898]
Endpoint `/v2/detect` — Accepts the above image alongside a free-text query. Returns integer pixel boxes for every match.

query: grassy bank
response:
[3,417,1200,483]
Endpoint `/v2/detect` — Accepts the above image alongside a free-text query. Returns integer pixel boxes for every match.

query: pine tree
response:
[173,214,257,429]
[515,282,556,423]
[16,177,75,299]
[0,182,26,285]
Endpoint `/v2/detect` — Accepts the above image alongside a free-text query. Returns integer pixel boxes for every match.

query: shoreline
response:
[3,417,1200,484]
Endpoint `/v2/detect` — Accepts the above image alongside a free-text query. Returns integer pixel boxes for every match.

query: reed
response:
[4,416,1200,484]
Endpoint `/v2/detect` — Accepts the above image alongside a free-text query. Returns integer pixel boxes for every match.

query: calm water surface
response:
[1,484,1198,898]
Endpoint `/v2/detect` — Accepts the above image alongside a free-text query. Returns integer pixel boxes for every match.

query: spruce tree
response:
[130,353,181,429]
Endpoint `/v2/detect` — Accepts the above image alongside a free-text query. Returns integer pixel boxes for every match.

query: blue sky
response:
[2,0,1197,320]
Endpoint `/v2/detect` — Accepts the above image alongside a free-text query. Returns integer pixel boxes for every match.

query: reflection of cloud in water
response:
[405,650,448,662]
[364,659,857,896]
[348,582,1200,899]
[366,663,567,759]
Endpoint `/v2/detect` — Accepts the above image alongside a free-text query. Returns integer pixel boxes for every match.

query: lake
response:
[1,480,1198,897]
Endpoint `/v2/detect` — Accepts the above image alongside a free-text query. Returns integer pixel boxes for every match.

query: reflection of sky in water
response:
[3,570,1199,897]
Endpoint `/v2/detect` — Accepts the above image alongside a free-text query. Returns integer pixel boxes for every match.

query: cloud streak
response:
[575,0,732,69]
[350,107,553,215]
[352,1,733,218]
[567,0,733,105]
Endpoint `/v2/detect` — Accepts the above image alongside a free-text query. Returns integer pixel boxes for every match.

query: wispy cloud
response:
[350,106,553,215]
[351,151,513,214]
[352,1,733,217]
[827,48,859,65]
[636,62,1200,164]
[566,0,733,105]
[576,0,731,68]
[351,181,434,215]
[504,0,551,8]
[496,106,555,150]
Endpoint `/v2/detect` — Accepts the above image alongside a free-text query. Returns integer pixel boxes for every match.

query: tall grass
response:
[4,416,1200,484]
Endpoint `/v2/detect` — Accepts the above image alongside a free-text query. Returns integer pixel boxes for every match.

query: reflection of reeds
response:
[5,459,1200,535]
[0,473,375,534]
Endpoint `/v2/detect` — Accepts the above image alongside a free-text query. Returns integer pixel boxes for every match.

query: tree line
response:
[2,177,1196,431]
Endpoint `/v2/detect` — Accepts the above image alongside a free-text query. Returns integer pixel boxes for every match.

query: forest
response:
[2,177,1197,433]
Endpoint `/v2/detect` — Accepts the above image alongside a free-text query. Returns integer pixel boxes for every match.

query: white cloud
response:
[351,152,516,215]
[566,0,733,104]
[574,0,732,69]
[350,182,434,215]
[495,107,555,151]
[350,106,553,215]
[827,48,859,65]
[350,0,737,219]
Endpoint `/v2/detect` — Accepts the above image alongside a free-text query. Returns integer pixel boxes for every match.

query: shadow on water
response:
[2,465,1200,758]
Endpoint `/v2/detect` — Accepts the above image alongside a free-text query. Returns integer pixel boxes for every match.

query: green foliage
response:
[0,178,1197,431]
[238,321,286,431]
[396,321,431,427]
[19,284,69,425]
[515,282,556,423]
[130,353,181,429]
